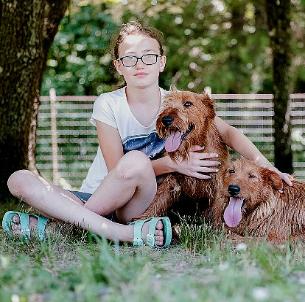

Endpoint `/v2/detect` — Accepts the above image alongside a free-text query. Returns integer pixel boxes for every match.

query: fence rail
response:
[36,94,305,189]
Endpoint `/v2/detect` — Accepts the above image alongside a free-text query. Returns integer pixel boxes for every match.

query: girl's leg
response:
[6,169,164,244]
[84,150,158,223]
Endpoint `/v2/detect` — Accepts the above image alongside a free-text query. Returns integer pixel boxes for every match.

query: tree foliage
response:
[42,0,305,95]
[42,3,118,95]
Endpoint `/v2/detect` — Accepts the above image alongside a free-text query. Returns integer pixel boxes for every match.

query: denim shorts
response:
[69,190,116,221]
[69,191,92,203]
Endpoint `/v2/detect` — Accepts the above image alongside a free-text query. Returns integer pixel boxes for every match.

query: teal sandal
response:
[2,211,49,241]
[129,216,172,248]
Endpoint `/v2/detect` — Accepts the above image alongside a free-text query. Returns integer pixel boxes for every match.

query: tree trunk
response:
[265,0,293,173]
[227,0,246,93]
[0,0,70,199]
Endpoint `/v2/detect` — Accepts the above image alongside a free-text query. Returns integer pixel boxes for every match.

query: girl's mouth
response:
[134,72,148,77]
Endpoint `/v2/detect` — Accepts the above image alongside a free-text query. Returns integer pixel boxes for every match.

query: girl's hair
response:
[111,21,164,59]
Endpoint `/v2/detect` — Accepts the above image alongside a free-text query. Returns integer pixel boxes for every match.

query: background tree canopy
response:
[41,0,305,96]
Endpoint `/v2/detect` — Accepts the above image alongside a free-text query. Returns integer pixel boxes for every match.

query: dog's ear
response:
[261,168,283,191]
[200,93,216,119]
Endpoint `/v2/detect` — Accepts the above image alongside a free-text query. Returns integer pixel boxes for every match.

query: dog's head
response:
[218,158,283,229]
[157,90,215,160]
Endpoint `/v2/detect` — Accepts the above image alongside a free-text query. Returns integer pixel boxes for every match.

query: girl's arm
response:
[214,116,293,186]
[96,121,124,171]
[152,156,173,176]
[96,120,219,179]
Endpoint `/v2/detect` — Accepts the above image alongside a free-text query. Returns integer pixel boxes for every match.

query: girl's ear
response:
[113,60,123,76]
[159,55,166,72]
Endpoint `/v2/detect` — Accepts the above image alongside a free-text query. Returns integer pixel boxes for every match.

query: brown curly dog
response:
[212,157,305,241]
[137,90,229,219]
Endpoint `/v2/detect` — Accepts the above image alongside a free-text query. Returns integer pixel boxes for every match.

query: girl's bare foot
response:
[141,220,164,246]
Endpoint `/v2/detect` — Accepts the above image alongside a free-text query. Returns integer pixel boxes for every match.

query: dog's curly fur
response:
[212,158,305,241]
[137,90,229,219]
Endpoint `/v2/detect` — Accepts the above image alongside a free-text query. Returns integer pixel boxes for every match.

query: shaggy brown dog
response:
[138,90,229,219]
[212,158,305,241]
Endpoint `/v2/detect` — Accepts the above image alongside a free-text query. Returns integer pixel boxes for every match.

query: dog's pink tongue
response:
[223,197,244,228]
[165,132,182,152]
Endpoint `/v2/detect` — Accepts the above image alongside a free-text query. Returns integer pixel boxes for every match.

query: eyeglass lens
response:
[120,54,159,67]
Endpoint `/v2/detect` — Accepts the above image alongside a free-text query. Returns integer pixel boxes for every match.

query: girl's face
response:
[114,34,166,89]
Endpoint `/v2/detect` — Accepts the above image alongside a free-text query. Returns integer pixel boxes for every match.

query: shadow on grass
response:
[0,197,27,217]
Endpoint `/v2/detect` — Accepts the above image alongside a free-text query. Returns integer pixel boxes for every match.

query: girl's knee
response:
[7,170,35,197]
[123,150,149,163]
[116,151,153,180]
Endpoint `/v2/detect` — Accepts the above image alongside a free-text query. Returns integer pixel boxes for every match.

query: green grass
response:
[1,203,305,301]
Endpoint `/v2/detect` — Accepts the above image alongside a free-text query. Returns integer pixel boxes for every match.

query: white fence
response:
[37,94,305,189]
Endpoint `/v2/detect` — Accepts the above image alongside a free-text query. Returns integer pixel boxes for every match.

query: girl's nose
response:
[135,58,145,68]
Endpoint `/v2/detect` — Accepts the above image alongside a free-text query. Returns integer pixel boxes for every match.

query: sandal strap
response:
[147,217,159,247]
[36,215,49,241]
[147,217,172,248]
[129,218,151,246]
[129,217,172,248]
[2,211,20,237]
[2,211,48,241]
[19,212,31,240]
[161,217,172,248]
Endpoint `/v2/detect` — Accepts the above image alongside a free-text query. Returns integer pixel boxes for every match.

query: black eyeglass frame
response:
[117,54,162,67]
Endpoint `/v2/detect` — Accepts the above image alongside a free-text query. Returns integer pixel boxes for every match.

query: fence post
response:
[49,88,60,185]
[204,86,212,97]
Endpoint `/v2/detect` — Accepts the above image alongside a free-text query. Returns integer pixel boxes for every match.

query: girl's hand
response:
[254,157,294,191]
[266,166,294,193]
[279,172,294,187]
[171,145,220,179]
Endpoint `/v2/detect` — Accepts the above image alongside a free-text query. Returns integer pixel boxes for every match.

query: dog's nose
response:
[162,115,173,127]
[228,184,240,196]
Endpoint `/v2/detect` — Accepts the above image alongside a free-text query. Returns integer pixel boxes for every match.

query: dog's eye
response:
[228,169,235,174]
[183,101,193,108]
[249,174,257,179]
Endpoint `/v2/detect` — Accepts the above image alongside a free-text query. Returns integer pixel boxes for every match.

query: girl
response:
[3,21,293,247]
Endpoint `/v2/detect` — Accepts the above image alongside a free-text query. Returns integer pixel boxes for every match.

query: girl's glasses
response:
[118,54,161,67]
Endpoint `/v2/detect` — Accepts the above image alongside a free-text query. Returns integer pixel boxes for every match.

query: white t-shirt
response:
[80,86,168,193]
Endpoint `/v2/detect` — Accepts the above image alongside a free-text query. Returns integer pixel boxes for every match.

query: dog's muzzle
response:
[228,184,240,197]
[223,184,244,228]
[161,115,174,127]
[162,122,195,153]
[181,123,194,140]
